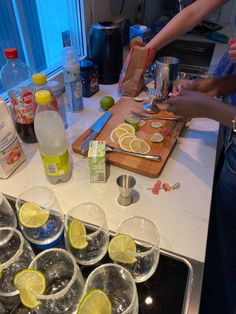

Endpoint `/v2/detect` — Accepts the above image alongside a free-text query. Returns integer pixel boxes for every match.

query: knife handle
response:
[81,132,98,154]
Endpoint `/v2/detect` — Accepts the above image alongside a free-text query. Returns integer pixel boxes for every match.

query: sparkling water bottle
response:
[34,90,72,184]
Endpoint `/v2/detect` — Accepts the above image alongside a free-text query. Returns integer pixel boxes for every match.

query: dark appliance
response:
[89,21,123,84]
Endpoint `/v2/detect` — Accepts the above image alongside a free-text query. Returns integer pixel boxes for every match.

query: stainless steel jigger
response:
[116,174,136,206]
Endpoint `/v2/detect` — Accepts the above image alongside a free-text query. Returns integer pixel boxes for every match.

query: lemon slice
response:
[78,288,112,314]
[68,219,88,249]
[129,138,150,154]
[18,202,49,228]
[118,134,136,151]
[0,267,2,279]
[110,127,128,143]
[150,133,164,143]
[108,234,137,264]
[14,269,46,309]
[116,123,135,134]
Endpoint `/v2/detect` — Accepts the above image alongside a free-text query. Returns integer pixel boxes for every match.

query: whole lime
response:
[100,96,115,111]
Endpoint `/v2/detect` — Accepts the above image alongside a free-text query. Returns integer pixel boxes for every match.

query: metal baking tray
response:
[3,194,203,314]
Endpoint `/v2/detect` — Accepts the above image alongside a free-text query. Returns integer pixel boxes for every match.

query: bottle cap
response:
[79,60,93,71]
[32,73,47,86]
[35,90,52,105]
[4,48,18,59]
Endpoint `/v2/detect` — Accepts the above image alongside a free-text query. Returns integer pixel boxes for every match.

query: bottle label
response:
[63,68,80,83]
[0,137,25,178]
[41,150,70,177]
[0,110,16,151]
[10,87,34,124]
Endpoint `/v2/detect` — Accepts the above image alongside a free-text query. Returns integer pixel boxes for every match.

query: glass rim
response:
[0,193,17,229]
[117,215,160,250]
[65,202,108,236]
[29,248,81,300]
[84,263,138,314]
[0,227,24,269]
[15,185,57,211]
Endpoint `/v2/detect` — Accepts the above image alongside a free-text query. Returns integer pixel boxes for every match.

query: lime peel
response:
[78,288,112,314]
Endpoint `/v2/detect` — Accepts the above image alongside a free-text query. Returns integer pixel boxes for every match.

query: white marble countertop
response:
[0,83,219,264]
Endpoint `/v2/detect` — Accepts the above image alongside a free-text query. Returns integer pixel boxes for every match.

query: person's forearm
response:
[215,76,236,95]
[206,97,236,128]
[145,0,228,52]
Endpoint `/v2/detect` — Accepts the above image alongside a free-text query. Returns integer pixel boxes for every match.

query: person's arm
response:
[145,0,229,51]
[173,76,236,97]
[167,89,236,128]
[229,42,236,63]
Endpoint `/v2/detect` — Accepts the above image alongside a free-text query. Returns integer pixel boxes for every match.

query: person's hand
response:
[172,77,219,97]
[119,42,155,97]
[167,88,213,118]
[229,42,236,63]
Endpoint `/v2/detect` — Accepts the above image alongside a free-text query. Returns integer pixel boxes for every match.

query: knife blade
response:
[81,112,112,154]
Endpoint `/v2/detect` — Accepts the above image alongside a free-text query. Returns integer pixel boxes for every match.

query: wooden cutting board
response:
[72,98,186,177]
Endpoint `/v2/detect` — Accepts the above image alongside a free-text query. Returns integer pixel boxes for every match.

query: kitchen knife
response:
[81,111,112,154]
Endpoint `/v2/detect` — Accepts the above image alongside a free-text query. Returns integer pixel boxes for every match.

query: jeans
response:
[200,128,236,314]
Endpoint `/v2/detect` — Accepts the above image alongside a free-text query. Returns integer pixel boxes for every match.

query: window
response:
[0,0,86,95]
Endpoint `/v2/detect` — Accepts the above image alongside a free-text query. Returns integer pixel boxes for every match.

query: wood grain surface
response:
[72,97,187,177]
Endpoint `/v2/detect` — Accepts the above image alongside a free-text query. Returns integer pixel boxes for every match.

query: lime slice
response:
[129,138,150,154]
[14,269,46,309]
[150,133,164,143]
[110,127,128,143]
[108,234,137,264]
[118,134,136,152]
[18,202,49,228]
[124,114,140,132]
[78,288,112,314]
[139,120,146,127]
[68,219,88,249]
[151,121,163,129]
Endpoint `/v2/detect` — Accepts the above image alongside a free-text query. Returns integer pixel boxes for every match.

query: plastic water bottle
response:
[34,90,72,184]
[32,73,59,113]
[63,47,83,112]
[47,80,68,129]
[0,48,37,143]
